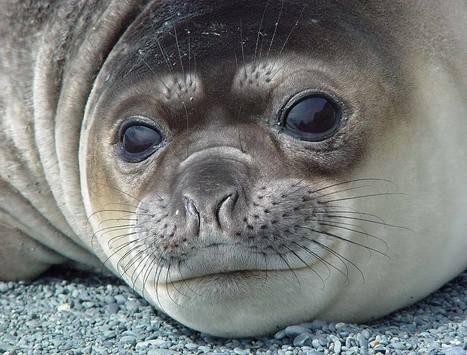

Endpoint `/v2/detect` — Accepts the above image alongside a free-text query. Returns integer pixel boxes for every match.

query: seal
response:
[1,0,466,337]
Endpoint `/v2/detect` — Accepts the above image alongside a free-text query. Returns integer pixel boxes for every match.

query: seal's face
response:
[80,1,430,336]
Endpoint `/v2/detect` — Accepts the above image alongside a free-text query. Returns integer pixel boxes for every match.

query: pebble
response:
[105,303,120,314]
[330,335,342,354]
[120,335,137,346]
[274,330,287,340]
[126,300,139,312]
[103,295,115,304]
[0,268,464,354]
[284,325,312,337]
[114,295,126,305]
[147,350,175,355]
[444,347,466,355]
[293,333,312,347]
[57,303,71,312]
[184,342,199,350]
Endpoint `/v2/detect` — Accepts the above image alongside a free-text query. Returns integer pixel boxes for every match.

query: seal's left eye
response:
[118,121,163,162]
[279,93,341,142]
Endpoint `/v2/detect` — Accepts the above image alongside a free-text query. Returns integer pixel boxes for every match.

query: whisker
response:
[103,239,142,267]
[239,18,246,67]
[325,215,412,231]
[116,244,146,275]
[132,252,152,293]
[309,238,365,282]
[291,241,349,285]
[93,224,137,236]
[297,226,388,257]
[165,260,181,306]
[142,251,158,299]
[88,209,139,220]
[310,178,395,194]
[321,192,407,204]
[153,257,166,308]
[267,0,284,58]
[283,244,325,288]
[125,249,150,286]
[177,259,201,296]
[274,220,346,283]
[108,232,139,249]
[319,222,389,250]
[278,4,306,56]
[275,249,301,288]
[254,0,270,64]
[313,209,386,223]
[98,218,138,228]
[154,33,175,75]
[316,185,373,199]
[173,23,185,77]
[91,182,147,204]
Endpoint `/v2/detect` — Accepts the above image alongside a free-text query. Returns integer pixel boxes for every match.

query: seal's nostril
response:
[215,191,239,229]
[216,194,232,212]
[183,196,199,216]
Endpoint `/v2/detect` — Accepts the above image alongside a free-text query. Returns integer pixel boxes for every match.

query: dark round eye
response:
[280,93,341,141]
[118,120,164,162]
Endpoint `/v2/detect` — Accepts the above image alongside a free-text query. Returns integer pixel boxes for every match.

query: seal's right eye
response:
[117,119,164,162]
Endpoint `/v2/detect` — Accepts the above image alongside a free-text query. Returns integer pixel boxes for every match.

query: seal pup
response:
[1,0,466,337]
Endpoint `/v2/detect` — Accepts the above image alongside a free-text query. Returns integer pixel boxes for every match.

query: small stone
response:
[309,320,328,330]
[82,301,95,309]
[0,342,14,352]
[185,343,198,350]
[373,345,386,352]
[114,295,126,304]
[102,331,117,340]
[126,300,139,312]
[312,339,321,349]
[0,283,9,293]
[330,335,342,354]
[57,303,71,312]
[148,350,175,355]
[392,342,407,350]
[293,333,312,347]
[120,335,137,346]
[284,325,312,337]
[105,303,119,314]
[141,339,169,348]
[357,333,368,348]
[274,330,287,340]
[444,347,466,355]
[335,322,347,329]
[103,295,115,304]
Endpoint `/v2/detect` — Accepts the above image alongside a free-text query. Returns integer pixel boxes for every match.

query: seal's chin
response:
[141,263,338,338]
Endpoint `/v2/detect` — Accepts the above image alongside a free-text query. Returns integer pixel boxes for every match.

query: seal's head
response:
[79,1,467,337]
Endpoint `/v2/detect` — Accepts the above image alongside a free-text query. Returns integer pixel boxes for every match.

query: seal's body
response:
[1,1,466,337]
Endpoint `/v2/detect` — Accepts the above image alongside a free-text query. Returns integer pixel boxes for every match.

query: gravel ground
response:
[0,268,465,355]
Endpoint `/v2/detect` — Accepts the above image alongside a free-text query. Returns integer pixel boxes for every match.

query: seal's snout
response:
[183,190,238,232]
[174,159,244,235]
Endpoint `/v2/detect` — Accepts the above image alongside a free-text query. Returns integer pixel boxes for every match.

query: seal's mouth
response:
[153,243,322,285]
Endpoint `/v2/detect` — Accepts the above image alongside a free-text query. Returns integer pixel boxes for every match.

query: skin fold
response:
[0,1,466,337]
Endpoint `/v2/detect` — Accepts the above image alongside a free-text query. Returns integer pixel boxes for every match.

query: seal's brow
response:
[231,58,286,93]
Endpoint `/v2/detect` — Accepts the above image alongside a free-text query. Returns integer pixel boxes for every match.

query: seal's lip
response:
[154,243,324,284]
[162,267,309,286]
